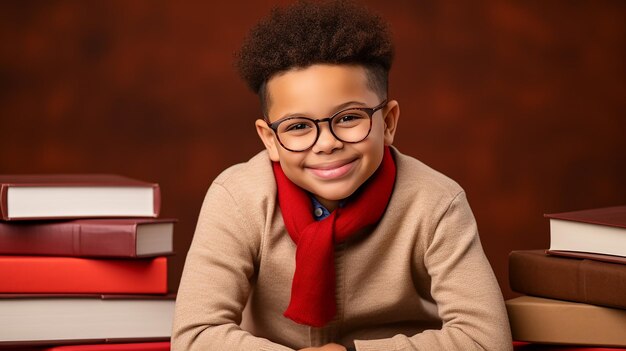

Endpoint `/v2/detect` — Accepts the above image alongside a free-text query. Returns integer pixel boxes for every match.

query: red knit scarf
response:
[272,146,396,327]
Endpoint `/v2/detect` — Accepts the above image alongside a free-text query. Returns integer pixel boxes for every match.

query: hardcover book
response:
[0,174,161,221]
[546,250,626,265]
[0,294,174,346]
[509,250,626,309]
[545,206,626,258]
[0,256,167,294]
[0,218,175,258]
[506,296,626,347]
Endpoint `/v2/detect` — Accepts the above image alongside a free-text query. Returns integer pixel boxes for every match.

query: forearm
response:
[172,322,294,351]
[353,326,512,351]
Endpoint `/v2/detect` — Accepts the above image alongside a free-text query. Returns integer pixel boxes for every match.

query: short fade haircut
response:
[235,0,394,116]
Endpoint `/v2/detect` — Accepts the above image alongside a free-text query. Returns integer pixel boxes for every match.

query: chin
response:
[313,186,358,202]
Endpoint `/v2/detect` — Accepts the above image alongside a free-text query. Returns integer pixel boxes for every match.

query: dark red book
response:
[0,218,175,258]
[0,256,167,294]
[545,206,626,258]
[509,250,626,309]
[0,294,174,347]
[0,174,161,221]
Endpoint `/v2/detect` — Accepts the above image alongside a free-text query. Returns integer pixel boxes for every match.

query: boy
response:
[172,1,512,350]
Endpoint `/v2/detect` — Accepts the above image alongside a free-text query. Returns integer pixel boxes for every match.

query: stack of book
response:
[507,206,626,349]
[0,174,176,350]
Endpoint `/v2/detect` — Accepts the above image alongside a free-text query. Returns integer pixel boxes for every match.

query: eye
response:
[339,114,359,123]
[283,121,313,133]
[335,112,367,126]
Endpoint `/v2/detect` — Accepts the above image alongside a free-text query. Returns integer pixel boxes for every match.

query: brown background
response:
[1,1,624,299]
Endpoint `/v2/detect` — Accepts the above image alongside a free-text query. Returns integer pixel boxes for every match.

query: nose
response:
[311,121,343,154]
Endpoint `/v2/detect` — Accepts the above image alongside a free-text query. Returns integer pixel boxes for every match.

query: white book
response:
[0,295,175,345]
[546,205,626,258]
[0,174,160,220]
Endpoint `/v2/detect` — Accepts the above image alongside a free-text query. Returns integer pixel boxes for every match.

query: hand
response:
[298,343,347,351]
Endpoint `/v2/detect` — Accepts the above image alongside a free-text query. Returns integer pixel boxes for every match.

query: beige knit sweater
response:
[172,148,512,351]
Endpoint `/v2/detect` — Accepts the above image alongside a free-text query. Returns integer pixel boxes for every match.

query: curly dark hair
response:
[236,0,394,115]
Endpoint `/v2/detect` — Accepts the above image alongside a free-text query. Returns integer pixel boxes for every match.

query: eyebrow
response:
[277,100,368,120]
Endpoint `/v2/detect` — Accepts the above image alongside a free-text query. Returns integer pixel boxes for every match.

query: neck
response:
[315,196,340,212]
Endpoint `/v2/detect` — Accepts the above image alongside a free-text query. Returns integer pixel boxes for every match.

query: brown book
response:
[0,294,175,347]
[506,296,626,347]
[546,250,626,265]
[0,218,175,258]
[545,206,626,258]
[509,250,626,310]
[0,174,161,221]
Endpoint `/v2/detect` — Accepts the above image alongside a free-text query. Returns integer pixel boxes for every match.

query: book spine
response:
[0,222,138,257]
[509,250,626,309]
[78,223,137,257]
[0,184,8,220]
[0,256,167,294]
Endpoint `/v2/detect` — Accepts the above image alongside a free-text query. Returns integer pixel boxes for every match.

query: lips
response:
[306,159,357,180]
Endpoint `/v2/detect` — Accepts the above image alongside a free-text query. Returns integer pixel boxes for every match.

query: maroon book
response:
[0,174,161,221]
[0,218,175,258]
[545,205,626,258]
[509,250,626,309]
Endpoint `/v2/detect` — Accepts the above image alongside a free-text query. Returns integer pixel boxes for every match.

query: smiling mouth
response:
[306,159,357,180]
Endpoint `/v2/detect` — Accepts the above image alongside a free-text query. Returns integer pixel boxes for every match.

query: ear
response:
[382,99,400,145]
[255,119,280,161]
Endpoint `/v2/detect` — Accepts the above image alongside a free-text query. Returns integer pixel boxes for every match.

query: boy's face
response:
[255,64,400,211]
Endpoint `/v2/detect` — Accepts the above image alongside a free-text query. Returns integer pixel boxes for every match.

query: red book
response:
[0,174,161,221]
[0,218,175,258]
[545,205,626,258]
[0,256,167,294]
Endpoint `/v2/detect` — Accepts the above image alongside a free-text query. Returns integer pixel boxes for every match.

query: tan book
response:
[506,296,626,347]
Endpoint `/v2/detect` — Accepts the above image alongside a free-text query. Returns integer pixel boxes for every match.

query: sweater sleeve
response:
[171,182,294,351]
[354,191,512,351]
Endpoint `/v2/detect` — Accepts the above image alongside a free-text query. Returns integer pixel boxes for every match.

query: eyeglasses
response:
[265,100,388,152]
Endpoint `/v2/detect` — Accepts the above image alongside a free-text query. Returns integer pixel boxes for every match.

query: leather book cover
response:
[544,206,626,228]
[506,296,626,347]
[0,256,167,294]
[509,250,626,310]
[0,218,175,258]
[0,174,161,220]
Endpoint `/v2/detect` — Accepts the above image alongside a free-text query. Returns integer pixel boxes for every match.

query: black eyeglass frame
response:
[264,99,388,152]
